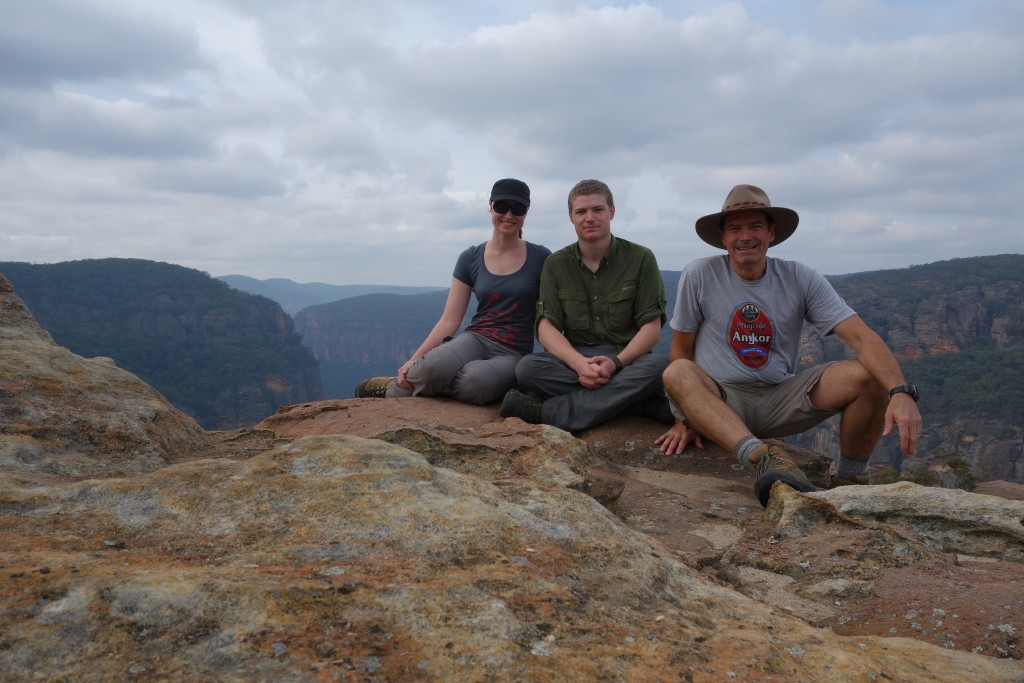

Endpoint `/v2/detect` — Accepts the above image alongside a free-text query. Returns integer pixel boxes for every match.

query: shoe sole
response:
[753,472,817,508]
[499,391,521,418]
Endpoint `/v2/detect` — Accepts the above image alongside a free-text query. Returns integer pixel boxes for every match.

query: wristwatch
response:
[609,354,623,374]
[888,384,920,402]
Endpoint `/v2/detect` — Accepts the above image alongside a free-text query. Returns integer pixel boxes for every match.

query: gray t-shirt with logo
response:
[669,255,855,384]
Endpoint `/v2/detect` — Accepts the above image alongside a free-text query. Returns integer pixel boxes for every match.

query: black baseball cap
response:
[489,178,530,207]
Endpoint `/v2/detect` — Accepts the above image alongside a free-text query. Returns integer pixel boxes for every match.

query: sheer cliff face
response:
[293,291,456,398]
[0,260,323,430]
[298,316,417,365]
[801,280,1024,364]
[294,291,454,363]
[156,302,324,430]
[795,275,1024,483]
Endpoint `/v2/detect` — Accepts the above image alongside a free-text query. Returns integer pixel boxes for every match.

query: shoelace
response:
[754,447,786,476]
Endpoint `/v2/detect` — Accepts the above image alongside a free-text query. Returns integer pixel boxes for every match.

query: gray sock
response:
[733,435,764,468]
[836,453,870,478]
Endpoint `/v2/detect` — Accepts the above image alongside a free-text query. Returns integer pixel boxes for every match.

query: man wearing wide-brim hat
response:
[656,184,923,507]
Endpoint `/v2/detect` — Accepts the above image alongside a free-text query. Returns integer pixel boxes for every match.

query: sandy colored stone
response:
[3,435,1022,682]
[0,274,209,480]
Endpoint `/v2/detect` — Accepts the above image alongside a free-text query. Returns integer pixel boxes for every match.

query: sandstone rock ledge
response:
[2,273,1023,681]
[2,431,1021,682]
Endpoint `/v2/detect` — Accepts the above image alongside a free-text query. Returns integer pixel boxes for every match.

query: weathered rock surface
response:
[0,274,209,481]
[259,400,1024,665]
[2,276,1023,681]
[3,432,1022,682]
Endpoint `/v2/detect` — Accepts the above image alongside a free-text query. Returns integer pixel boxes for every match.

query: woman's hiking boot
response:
[354,376,394,398]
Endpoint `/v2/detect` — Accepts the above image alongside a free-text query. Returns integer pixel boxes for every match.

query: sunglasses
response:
[492,200,528,217]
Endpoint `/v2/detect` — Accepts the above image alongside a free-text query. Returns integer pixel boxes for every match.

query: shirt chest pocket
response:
[558,288,591,331]
[607,285,636,331]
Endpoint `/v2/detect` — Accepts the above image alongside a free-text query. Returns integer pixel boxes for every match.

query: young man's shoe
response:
[749,444,817,507]
[499,389,544,424]
[354,376,394,398]
[621,393,674,425]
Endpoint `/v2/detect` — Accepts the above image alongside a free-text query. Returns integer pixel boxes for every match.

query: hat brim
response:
[490,194,530,207]
[695,207,799,249]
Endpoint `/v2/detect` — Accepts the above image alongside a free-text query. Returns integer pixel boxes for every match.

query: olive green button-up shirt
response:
[536,235,666,348]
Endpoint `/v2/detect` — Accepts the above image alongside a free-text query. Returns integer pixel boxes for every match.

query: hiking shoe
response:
[749,444,817,507]
[622,393,674,425]
[828,473,870,488]
[354,376,394,398]
[499,389,544,424]
[826,461,870,488]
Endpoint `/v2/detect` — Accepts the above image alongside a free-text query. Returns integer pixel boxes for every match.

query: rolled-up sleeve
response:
[632,250,667,329]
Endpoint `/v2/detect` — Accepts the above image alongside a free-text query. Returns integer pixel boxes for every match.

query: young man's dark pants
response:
[515,344,669,432]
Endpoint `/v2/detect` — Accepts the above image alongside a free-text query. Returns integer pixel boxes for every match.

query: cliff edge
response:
[1,273,1022,681]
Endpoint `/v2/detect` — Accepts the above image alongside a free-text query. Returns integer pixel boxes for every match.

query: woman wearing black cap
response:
[355,179,550,404]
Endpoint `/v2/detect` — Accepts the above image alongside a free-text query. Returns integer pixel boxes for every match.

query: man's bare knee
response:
[815,360,886,409]
[663,359,699,387]
[664,359,719,398]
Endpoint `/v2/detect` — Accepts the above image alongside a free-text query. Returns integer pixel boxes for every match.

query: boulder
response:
[0,274,208,480]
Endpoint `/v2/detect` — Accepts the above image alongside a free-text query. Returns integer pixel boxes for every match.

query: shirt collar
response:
[573,234,619,267]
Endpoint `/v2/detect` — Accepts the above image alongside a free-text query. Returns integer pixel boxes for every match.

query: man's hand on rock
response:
[655,421,704,455]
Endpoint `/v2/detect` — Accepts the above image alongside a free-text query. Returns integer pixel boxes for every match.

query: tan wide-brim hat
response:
[695,184,799,249]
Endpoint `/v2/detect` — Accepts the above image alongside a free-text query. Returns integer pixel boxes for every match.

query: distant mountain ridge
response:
[217,274,445,315]
[1,259,322,430]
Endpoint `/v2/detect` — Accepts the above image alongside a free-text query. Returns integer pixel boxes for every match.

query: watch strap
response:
[609,354,623,374]
[888,384,919,402]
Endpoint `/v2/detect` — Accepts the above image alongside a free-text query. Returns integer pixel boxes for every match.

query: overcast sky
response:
[2,1,1022,287]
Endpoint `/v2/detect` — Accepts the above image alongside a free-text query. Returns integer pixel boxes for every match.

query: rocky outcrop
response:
[2,275,1023,680]
[0,274,209,480]
[3,426,1023,681]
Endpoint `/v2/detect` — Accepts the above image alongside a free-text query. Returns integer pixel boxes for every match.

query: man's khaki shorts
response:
[670,362,840,439]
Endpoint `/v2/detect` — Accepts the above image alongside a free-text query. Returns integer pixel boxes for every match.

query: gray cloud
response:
[0,0,206,88]
[0,1,1021,285]
[125,144,287,198]
[1,91,214,158]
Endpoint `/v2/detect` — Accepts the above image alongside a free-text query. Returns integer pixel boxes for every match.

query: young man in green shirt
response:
[500,179,671,432]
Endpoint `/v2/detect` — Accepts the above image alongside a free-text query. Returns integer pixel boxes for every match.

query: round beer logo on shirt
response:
[728,302,774,370]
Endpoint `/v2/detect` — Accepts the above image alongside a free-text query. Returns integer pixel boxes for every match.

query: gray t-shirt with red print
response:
[669,255,855,384]
[454,241,551,356]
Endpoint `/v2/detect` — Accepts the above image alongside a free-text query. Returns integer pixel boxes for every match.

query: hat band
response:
[724,201,770,211]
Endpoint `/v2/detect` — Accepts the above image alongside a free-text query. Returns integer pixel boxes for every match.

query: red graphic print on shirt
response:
[728,302,774,370]
[473,290,519,348]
